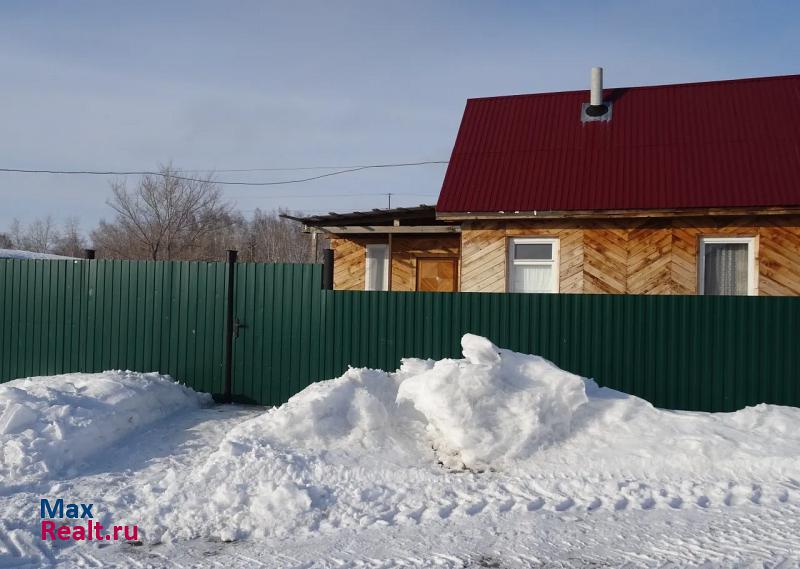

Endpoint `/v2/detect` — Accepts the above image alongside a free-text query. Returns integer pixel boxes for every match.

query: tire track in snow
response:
[0,520,52,569]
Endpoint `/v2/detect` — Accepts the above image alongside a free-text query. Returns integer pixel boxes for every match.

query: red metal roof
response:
[437,74,800,214]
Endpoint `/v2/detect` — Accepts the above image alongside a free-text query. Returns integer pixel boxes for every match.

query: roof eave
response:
[436,205,800,221]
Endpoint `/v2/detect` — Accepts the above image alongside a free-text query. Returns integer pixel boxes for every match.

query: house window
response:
[507,237,559,293]
[365,244,389,291]
[698,237,756,296]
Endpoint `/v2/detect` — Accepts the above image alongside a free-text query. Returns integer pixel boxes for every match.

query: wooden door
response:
[416,257,458,292]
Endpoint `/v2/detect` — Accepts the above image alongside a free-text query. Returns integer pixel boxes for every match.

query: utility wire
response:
[228,192,436,200]
[178,164,441,173]
[0,160,448,187]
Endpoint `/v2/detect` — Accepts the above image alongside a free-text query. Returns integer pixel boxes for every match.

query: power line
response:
[228,192,436,200]
[178,164,442,173]
[0,160,449,187]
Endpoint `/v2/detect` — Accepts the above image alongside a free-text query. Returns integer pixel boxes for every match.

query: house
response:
[294,70,800,296]
[285,206,461,291]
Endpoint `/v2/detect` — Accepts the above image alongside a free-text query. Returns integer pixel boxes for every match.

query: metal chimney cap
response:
[590,67,604,106]
[583,66,611,122]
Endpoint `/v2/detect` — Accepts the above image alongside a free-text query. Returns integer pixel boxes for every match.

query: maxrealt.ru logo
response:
[40,499,139,542]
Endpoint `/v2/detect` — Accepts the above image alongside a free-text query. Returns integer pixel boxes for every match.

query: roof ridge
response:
[467,72,800,103]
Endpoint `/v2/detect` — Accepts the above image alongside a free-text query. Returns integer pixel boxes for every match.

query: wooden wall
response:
[331,237,379,290]
[331,235,460,291]
[390,235,460,291]
[460,216,800,296]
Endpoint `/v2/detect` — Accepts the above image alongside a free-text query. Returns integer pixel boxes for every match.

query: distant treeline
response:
[1,165,318,263]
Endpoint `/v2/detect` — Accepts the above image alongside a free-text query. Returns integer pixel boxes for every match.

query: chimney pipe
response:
[590,67,603,106]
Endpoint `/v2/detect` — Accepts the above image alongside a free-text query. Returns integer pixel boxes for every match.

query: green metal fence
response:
[2,259,799,411]
[0,259,227,396]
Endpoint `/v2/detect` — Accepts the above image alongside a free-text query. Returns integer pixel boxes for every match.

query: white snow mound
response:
[0,371,211,485]
[136,335,800,542]
[218,335,588,471]
[398,334,588,469]
[193,333,800,475]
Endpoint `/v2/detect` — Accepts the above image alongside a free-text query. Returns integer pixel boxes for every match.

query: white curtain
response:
[704,243,748,295]
[512,264,553,293]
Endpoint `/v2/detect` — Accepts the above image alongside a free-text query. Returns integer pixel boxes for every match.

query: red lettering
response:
[57,526,71,540]
[124,526,138,541]
[113,526,122,540]
[94,523,104,541]
[41,521,56,540]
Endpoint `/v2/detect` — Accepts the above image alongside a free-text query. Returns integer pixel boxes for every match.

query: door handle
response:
[233,318,247,338]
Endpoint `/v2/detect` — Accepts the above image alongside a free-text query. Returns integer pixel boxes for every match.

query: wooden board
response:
[460,216,800,295]
[331,235,459,292]
[461,221,584,293]
[390,235,460,292]
[417,258,458,292]
[331,237,385,290]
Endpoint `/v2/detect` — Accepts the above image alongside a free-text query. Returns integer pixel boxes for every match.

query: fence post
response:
[223,250,238,403]
[322,248,334,290]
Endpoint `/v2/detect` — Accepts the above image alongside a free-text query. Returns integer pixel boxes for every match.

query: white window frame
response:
[365,244,389,291]
[507,237,560,293]
[698,236,757,296]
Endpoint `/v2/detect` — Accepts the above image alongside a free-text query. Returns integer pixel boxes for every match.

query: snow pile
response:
[0,371,211,485]
[196,335,588,473]
[0,248,77,260]
[18,334,786,544]
[397,334,588,469]
[137,334,800,542]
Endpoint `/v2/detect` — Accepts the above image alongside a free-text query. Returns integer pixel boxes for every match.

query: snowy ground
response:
[1,337,799,567]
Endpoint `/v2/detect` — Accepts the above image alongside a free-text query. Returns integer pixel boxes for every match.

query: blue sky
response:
[1,1,798,231]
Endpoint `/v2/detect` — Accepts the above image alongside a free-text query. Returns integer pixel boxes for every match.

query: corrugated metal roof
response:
[437,74,800,214]
[282,205,438,226]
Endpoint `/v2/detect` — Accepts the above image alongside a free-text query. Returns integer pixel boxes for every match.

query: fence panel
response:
[0,259,228,398]
[2,260,798,412]
[227,264,799,411]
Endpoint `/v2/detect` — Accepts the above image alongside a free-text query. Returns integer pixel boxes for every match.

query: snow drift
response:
[0,248,76,260]
[140,334,800,542]
[209,335,590,472]
[209,334,800,474]
[0,371,211,485]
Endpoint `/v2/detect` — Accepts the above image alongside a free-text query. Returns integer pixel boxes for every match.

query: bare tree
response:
[7,216,60,253]
[235,209,316,263]
[92,165,233,260]
[8,219,22,248]
[0,232,13,249]
[52,218,87,257]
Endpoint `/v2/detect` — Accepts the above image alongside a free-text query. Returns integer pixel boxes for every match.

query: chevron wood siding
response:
[460,216,800,295]
[583,225,628,294]
[460,223,507,292]
[758,221,800,296]
[461,222,585,293]
[626,222,673,295]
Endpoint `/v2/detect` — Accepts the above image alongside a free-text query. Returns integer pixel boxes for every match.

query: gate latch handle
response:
[233,318,247,338]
